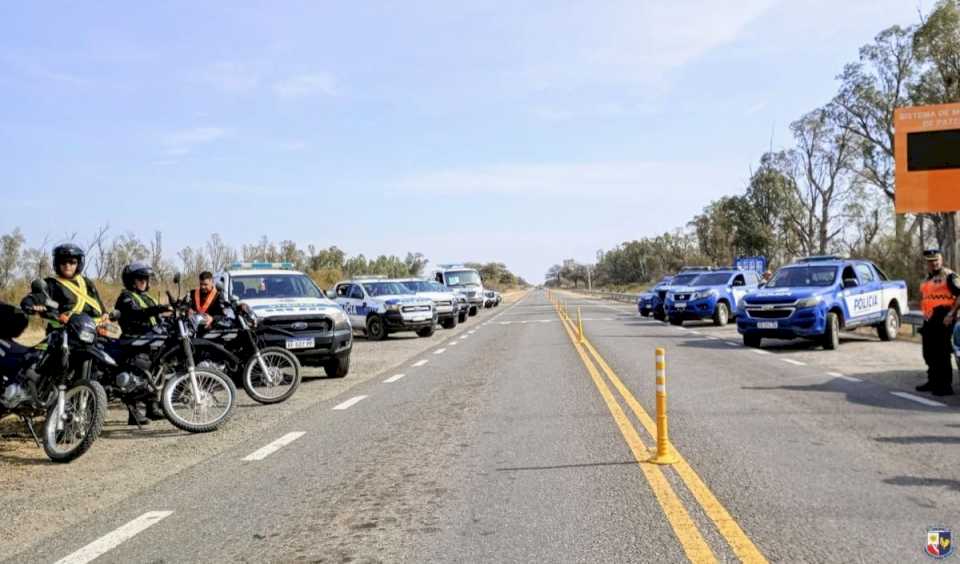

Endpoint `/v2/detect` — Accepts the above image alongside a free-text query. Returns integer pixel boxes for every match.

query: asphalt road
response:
[6,290,960,563]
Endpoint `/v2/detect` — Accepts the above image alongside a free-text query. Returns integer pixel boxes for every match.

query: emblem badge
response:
[290,322,309,331]
[927,528,955,559]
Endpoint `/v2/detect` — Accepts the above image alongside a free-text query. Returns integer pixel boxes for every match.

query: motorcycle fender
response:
[88,347,118,368]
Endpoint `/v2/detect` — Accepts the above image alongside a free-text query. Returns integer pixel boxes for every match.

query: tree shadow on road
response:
[873,435,960,445]
[740,380,950,413]
[883,475,960,492]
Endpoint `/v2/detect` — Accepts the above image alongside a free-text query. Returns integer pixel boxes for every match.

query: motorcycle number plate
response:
[757,321,778,329]
[285,337,315,350]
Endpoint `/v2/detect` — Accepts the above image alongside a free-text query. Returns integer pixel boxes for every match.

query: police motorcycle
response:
[94,278,237,433]
[191,293,302,404]
[1,281,109,462]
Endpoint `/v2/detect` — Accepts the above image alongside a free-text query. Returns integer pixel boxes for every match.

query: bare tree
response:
[0,228,26,289]
[87,224,111,279]
[206,233,237,272]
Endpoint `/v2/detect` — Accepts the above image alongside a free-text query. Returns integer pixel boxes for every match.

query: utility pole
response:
[587,265,592,291]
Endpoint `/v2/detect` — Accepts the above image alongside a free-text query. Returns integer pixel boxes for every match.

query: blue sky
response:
[0,1,923,282]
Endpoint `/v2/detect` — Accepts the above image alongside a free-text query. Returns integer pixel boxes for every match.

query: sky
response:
[0,1,926,283]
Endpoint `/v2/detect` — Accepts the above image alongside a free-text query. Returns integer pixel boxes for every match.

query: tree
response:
[0,228,25,289]
[206,233,237,273]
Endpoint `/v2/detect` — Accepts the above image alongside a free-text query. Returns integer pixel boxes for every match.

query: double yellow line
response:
[553,295,767,564]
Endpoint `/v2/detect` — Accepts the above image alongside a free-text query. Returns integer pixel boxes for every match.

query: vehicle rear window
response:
[766,266,837,288]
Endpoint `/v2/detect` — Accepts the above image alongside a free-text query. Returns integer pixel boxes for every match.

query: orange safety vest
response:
[921,270,957,319]
[193,288,218,314]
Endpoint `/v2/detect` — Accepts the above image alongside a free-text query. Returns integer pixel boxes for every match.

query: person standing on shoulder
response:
[918,249,960,396]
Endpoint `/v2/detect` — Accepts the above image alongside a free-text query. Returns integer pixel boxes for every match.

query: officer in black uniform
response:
[918,249,960,396]
[20,243,106,331]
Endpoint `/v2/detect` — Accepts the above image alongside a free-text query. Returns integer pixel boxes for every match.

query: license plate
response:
[674,303,686,310]
[285,337,315,350]
[757,321,778,329]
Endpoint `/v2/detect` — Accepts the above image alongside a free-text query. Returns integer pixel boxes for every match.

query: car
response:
[397,278,461,329]
[637,276,673,317]
[650,268,711,321]
[430,265,485,316]
[736,256,909,350]
[483,290,501,308]
[332,277,437,340]
[664,268,761,326]
[216,262,352,378]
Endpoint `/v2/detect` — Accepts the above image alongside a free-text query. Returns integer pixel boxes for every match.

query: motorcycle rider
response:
[21,244,107,332]
[185,271,228,328]
[115,262,171,424]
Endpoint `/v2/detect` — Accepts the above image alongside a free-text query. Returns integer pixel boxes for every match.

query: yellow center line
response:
[555,299,717,563]
[557,293,768,564]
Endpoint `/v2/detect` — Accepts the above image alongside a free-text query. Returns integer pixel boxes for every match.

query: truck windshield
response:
[691,272,733,286]
[364,282,413,297]
[766,266,837,288]
[670,273,702,286]
[232,274,324,299]
[445,271,481,286]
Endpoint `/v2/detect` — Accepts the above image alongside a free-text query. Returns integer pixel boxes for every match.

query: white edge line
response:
[54,511,174,564]
[449,341,459,346]
[890,391,946,407]
[750,349,771,355]
[782,359,807,366]
[333,395,368,410]
[434,348,447,355]
[412,359,428,367]
[243,431,307,461]
[724,341,739,347]
[384,374,405,383]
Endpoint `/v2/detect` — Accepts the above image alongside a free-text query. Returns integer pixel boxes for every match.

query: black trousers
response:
[922,318,955,391]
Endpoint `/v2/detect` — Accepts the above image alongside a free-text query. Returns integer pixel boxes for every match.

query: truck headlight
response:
[328,308,349,327]
[385,303,402,312]
[796,296,822,308]
[692,290,717,300]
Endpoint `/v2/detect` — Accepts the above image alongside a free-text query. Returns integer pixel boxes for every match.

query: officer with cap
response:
[918,248,960,396]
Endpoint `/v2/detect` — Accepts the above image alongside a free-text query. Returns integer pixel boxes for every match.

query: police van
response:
[736,256,909,350]
[217,262,353,377]
[429,265,485,316]
[332,277,437,340]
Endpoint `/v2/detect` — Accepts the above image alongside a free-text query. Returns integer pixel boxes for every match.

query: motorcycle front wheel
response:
[43,380,108,463]
[162,368,236,433]
[243,347,302,405]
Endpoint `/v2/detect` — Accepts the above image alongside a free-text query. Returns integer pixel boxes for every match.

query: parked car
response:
[332,277,437,340]
[665,268,761,326]
[637,276,673,317]
[398,278,461,329]
[736,256,909,349]
[650,269,710,321]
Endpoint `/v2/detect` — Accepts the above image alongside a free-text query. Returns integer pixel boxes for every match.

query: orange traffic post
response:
[649,347,678,465]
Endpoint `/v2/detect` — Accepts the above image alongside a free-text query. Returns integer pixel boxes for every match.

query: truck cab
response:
[665,268,760,326]
[736,256,909,350]
[431,265,485,316]
[216,262,352,377]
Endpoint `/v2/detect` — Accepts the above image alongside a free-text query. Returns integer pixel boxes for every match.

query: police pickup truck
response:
[217,262,353,378]
[431,265,485,316]
[637,276,673,318]
[665,268,761,326]
[736,256,909,350]
[332,277,437,340]
[649,268,711,321]
[397,278,461,329]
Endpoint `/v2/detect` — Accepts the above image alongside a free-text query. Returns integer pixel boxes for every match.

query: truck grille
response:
[261,315,332,333]
[673,293,691,301]
[402,305,432,313]
[746,308,794,320]
[434,300,452,307]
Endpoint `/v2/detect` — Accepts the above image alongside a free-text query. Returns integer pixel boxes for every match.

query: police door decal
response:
[844,290,882,318]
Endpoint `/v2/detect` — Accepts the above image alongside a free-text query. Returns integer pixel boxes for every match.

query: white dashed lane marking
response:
[383,374,405,383]
[434,348,447,355]
[724,341,739,347]
[750,349,771,355]
[781,359,807,366]
[412,359,429,367]
[333,395,368,410]
[54,511,174,564]
[243,432,306,461]
[890,391,946,407]
[828,372,862,382]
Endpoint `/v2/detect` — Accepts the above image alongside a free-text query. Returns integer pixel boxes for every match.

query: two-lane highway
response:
[9,290,960,563]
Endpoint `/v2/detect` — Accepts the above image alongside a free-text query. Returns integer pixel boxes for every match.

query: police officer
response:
[21,244,106,331]
[918,248,960,396]
[115,262,170,336]
[185,271,227,328]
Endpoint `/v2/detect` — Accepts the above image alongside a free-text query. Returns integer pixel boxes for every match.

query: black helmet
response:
[122,262,153,290]
[52,243,86,275]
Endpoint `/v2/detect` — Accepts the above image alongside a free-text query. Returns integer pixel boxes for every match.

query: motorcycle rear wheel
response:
[162,368,236,433]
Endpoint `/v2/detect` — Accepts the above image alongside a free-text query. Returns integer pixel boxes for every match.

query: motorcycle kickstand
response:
[125,404,145,431]
[21,417,42,449]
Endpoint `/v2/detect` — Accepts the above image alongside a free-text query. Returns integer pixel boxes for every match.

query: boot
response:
[145,401,165,421]
[932,388,955,397]
[916,382,935,392]
[127,403,149,426]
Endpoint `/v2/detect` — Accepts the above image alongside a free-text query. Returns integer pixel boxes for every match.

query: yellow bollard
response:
[577,305,584,343]
[649,347,678,465]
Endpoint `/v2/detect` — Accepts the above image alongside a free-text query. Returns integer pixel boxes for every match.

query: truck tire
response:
[653,309,665,322]
[441,316,458,329]
[366,315,388,341]
[458,310,468,323]
[323,353,350,378]
[713,302,730,326]
[743,333,762,348]
[823,312,840,350]
[877,307,900,342]
[416,323,436,338]
[469,306,478,317]
[669,317,683,326]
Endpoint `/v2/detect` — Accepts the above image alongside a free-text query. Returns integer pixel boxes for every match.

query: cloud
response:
[161,126,227,156]
[195,61,261,93]
[272,73,338,98]
[0,53,90,86]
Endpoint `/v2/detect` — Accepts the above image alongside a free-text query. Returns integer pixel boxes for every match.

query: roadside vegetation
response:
[547,0,960,295]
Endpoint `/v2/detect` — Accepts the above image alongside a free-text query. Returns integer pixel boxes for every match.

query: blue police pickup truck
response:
[736,256,909,350]
[637,276,673,318]
[664,268,761,326]
[647,269,711,321]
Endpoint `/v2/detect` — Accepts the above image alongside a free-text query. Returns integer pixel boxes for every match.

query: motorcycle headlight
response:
[796,296,822,308]
[78,328,96,343]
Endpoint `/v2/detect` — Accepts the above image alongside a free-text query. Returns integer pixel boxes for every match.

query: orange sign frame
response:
[895,102,960,213]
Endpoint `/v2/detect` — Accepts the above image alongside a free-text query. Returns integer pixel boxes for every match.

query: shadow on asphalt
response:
[100,427,184,440]
[496,460,637,472]
[741,380,947,413]
[874,435,960,445]
[883,475,960,491]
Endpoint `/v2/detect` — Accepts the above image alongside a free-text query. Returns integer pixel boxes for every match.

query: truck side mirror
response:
[843,278,859,289]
